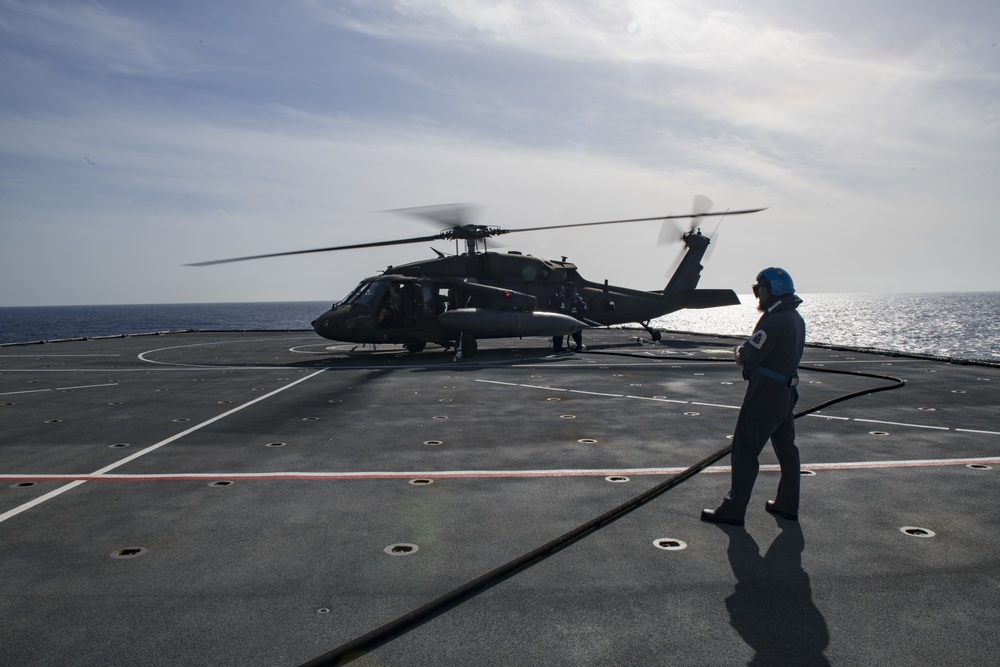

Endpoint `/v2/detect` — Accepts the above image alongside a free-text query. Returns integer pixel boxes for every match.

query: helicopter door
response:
[399,282,419,327]
[378,281,424,329]
[435,287,451,314]
[377,283,402,329]
[420,282,437,317]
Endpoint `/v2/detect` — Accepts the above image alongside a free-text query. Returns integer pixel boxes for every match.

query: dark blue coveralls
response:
[567,296,589,350]
[719,295,806,518]
[549,290,569,352]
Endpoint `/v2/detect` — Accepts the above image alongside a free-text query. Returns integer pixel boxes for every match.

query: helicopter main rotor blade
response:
[186,205,767,266]
[387,203,481,229]
[185,234,445,266]
[507,208,767,234]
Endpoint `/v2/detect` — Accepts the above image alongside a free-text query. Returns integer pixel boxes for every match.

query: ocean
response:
[1,293,997,364]
[652,292,1000,364]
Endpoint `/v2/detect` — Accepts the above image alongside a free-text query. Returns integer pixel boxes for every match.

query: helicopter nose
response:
[312,307,350,340]
[312,310,334,335]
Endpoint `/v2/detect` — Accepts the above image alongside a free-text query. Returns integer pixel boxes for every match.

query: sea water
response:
[0,302,328,345]
[1,293,997,363]
[652,292,999,363]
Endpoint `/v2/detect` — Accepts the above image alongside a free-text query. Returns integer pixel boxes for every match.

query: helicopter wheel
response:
[641,321,662,343]
[404,341,426,353]
[461,335,478,358]
[453,334,477,361]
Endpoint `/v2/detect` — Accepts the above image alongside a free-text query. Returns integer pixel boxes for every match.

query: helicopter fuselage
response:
[189,202,760,356]
[310,232,739,352]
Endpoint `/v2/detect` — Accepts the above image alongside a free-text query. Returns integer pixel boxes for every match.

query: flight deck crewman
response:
[701,267,806,526]
[568,292,589,351]
[548,285,570,353]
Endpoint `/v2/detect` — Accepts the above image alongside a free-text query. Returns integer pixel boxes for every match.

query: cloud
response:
[310,1,998,192]
[0,0,998,305]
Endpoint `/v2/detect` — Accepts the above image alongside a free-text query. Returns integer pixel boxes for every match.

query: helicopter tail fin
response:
[675,289,740,310]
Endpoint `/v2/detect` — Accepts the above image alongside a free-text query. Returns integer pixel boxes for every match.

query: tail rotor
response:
[659,195,716,276]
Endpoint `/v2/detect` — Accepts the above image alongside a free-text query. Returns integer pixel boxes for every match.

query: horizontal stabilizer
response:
[677,289,741,310]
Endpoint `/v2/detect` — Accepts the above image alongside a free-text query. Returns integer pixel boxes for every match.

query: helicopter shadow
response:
[311,342,706,374]
[718,522,830,666]
[282,345,569,373]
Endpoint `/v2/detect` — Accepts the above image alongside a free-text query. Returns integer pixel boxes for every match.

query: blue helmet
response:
[754,267,795,297]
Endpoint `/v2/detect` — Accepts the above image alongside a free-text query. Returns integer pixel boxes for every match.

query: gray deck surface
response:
[1,329,998,666]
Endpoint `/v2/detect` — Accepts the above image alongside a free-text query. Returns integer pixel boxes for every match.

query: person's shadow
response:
[722,522,830,666]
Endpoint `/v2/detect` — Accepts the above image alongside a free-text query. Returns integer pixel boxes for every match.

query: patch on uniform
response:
[748,329,767,349]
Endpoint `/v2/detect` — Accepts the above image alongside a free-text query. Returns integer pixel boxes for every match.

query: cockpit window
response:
[348,281,387,308]
[340,282,367,305]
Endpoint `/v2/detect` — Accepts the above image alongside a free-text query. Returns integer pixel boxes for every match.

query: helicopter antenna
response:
[707,208,729,239]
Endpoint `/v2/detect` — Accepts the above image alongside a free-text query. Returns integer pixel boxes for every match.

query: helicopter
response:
[188,201,766,361]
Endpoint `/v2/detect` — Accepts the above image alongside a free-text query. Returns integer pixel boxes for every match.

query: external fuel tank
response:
[437,308,583,338]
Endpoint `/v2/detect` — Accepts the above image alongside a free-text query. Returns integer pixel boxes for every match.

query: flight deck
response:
[1,329,998,666]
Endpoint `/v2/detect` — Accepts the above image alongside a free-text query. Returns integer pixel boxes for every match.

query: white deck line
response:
[4,456,999,483]
[0,369,327,524]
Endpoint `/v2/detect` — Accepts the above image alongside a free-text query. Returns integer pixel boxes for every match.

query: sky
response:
[2,0,998,307]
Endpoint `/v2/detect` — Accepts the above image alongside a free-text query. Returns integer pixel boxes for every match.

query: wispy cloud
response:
[310,1,998,191]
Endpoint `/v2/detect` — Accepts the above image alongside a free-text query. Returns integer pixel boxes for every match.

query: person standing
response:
[701,268,806,526]
[568,292,589,351]
[548,285,570,352]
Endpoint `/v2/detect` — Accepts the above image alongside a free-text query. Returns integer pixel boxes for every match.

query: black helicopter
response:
[189,201,765,360]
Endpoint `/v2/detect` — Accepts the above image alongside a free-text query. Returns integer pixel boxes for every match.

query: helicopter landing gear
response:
[453,334,478,362]
[404,341,426,353]
[640,321,662,343]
